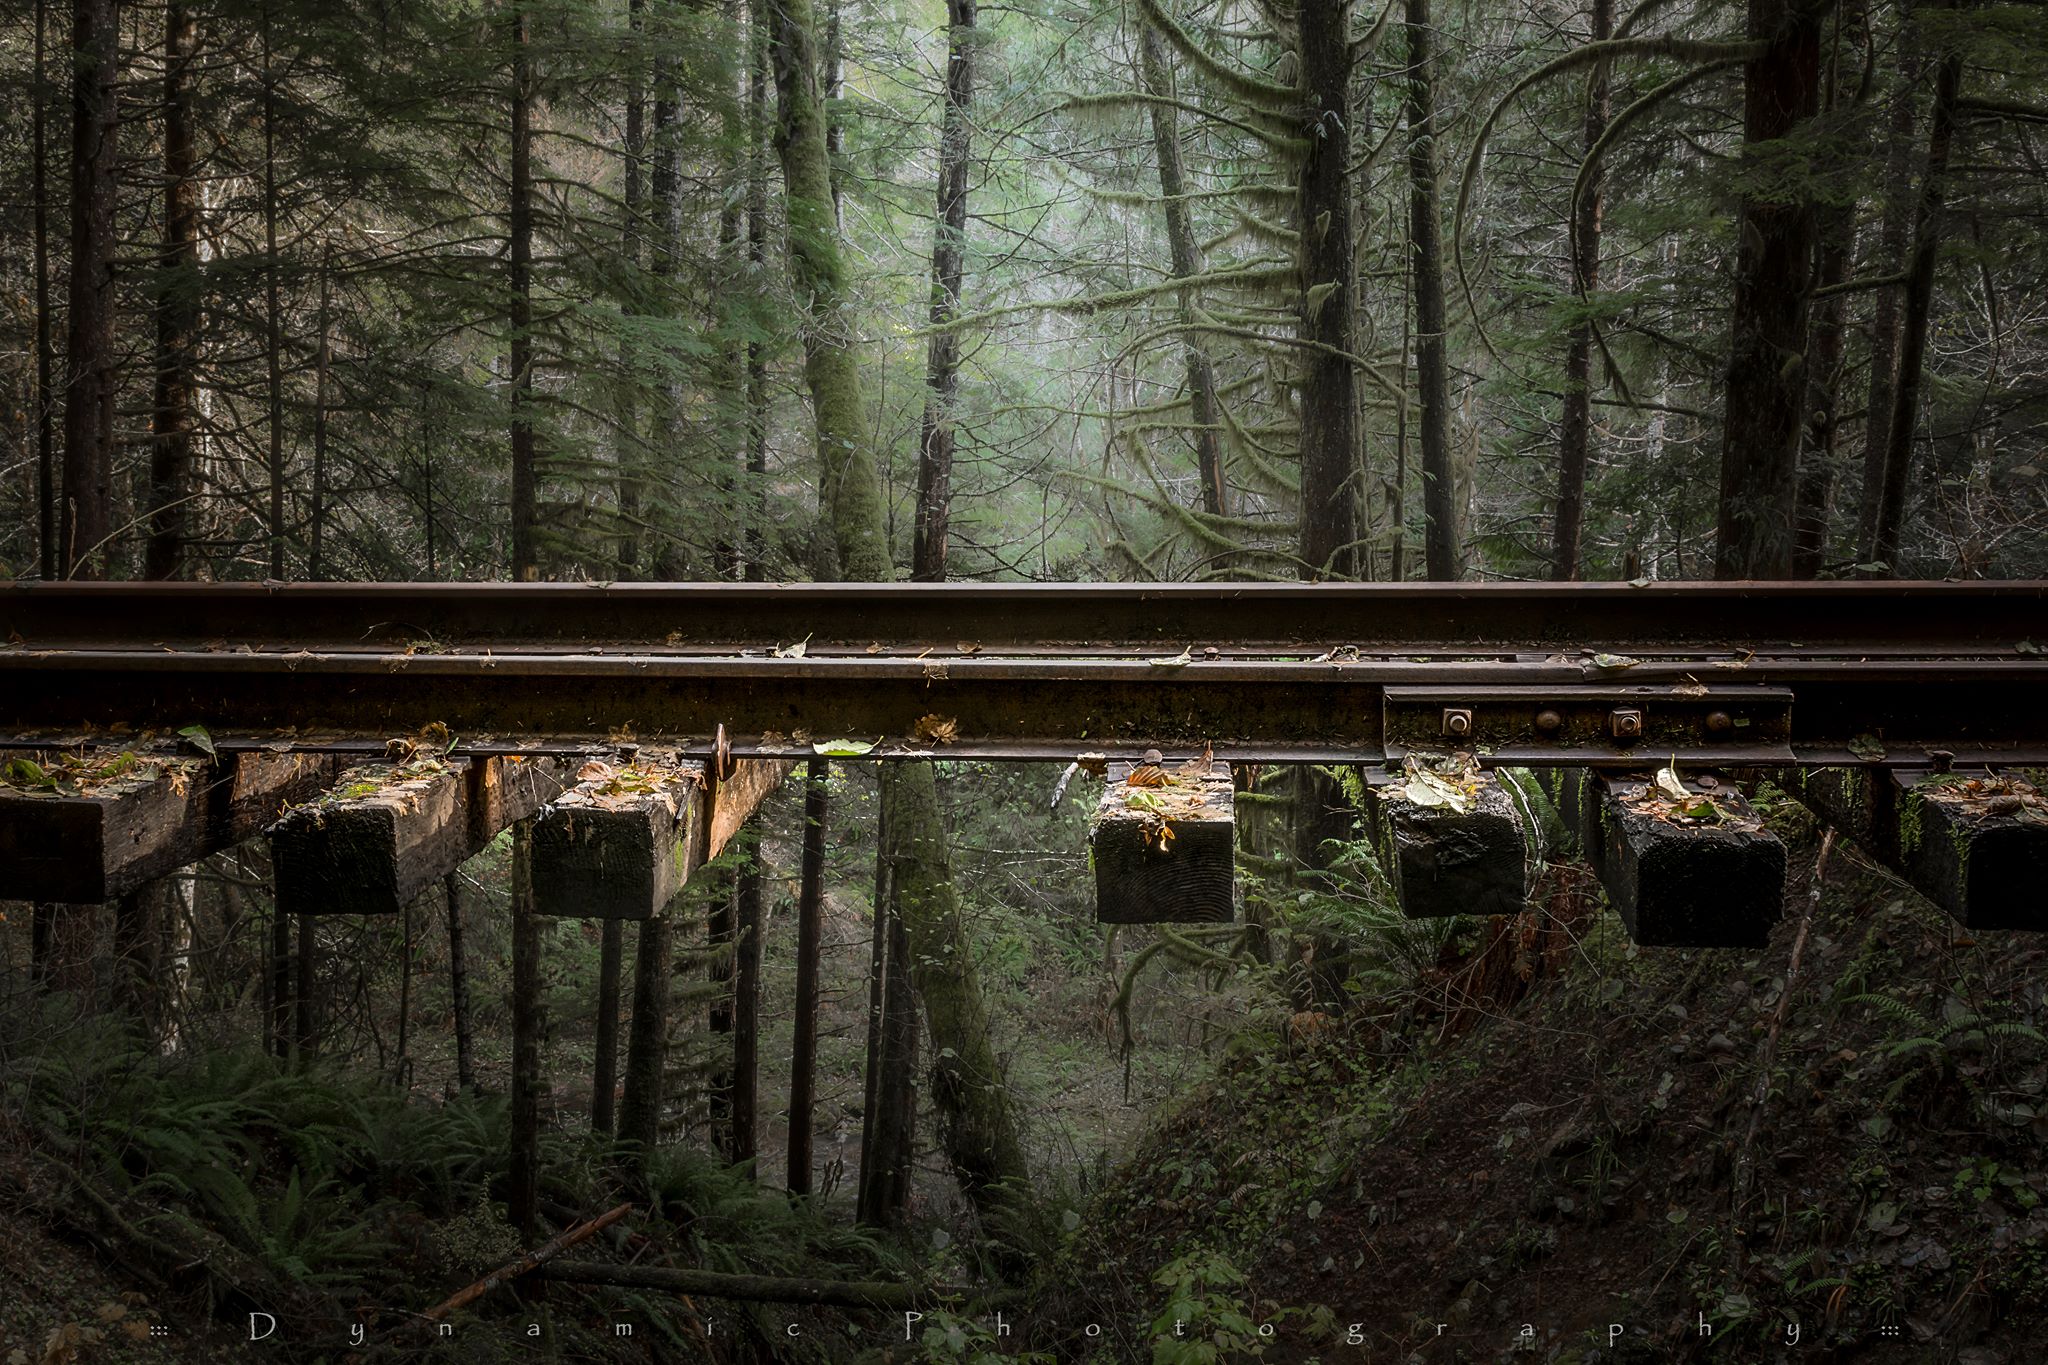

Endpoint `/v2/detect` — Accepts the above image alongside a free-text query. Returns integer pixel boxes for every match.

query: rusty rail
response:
[3,581,2045,765]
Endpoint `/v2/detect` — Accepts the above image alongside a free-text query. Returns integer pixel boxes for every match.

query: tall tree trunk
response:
[61,0,120,580]
[1405,0,1458,581]
[446,871,477,1092]
[644,32,685,577]
[395,891,413,1082]
[767,0,888,580]
[787,757,827,1196]
[509,8,539,581]
[508,822,541,1242]
[34,0,56,579]
[295,912,316,1057]
[879,766,1031,1239]
[771,0,1028,1241]
[1856,22,1920,560]
[743,0,770,580]
[1714,0,1826,579]
[591,919,624,1132]
[1139,24,1227,520]
[911,0,976,581]
[730,853,763,1168]
[1791,1,1864,579]
[1550,0,1611,581]
[617,916,671,1164]
[856,790,893,1223]
[261,9,285,579]
[1865,19,1960,578]
[1298,0,1359,579]
[145,0,199,581]
[617,0,645,579]
[309,258,332,579]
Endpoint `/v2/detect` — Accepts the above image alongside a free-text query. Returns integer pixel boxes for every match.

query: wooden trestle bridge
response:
[2,579,2045,949]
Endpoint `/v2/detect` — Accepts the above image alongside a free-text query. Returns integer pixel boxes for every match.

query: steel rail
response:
[3,582,2045,765]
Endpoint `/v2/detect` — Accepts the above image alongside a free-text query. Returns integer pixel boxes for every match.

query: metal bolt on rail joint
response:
[1534,709,1564,736]
[1610,708,1644,742]
[1705,710,1733,736]
[1442,708,1474,740]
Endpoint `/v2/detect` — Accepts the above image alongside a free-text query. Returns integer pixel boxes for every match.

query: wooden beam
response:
[529,756,793,920]
[1365,764,1527,919]
[269,756,561,916]
[0,747,334,903]
[1583,772,1785,948]
[1793,767,2048,930]
[1091,755,1235,924]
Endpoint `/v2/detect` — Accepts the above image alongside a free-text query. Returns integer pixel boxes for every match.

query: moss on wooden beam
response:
[270,756,561,916]
[1793,767,2048,931]
[0,746,334,903]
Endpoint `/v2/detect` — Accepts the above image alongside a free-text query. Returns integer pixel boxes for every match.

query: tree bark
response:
[145,0,199,581]
[1298,0,1359,579]
[787,757,828,1195]
[261,8,286,580]
[309,259,332,579]
[591,919,624,1132]
[509,821,541,1243]
[1714,0,1826,579]
[34,0,56,579]
[61,0,120,580]
[1139,24,1228,520]
[1856,21,1921,561]
[446,871,478,1092]
[616,0,645,580]
[1550,0,1611,581]
[768,0,890,582]
[744,0,771,581]
[616,915,671,1165]
[509,8,539,582]
[1405,0,1458,580]
[912,0,976,581]
[1864,16,1960,578]
[730,852,763,1168]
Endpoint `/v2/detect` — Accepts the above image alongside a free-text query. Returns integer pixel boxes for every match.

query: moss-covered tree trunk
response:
[1404,0,1459,581]
[769,0,1030,1244]
[1297,0,1359,579]
[1139,23,1227,520]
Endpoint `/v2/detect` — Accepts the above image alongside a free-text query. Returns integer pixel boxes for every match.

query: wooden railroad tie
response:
[1091,752,1236,924]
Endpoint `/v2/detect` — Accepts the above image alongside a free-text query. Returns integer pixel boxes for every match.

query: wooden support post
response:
[788,757,828,1197]
[1583,772,1786,948]
[1793,768,2048,931]
[1,748,333,903]
[270,756,561,916]
[1091,755,1236,924]
[1365,763,1527,919]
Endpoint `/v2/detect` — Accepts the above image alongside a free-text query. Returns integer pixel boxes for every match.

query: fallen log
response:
[422,1202,632,1322]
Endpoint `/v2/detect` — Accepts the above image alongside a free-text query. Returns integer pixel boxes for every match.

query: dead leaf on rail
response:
[955,640,982,654]
[912,714,959,744]
[1849,733,1887,762]
[773,635,811,659]
[1673,678,1710,698]
[813,738,877,757]
[608,723,637,745]
[1586,652,1639,671]
[1149,646,1193,668]
[578,760,617,784]
[1654,758,1688,802]
[1074,752,1109,777]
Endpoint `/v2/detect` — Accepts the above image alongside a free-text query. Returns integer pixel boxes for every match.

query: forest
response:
[2,0,2048,1359]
